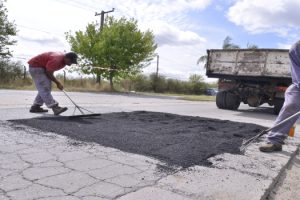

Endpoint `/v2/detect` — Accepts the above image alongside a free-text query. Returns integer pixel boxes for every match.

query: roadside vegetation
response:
[0,71,217,101]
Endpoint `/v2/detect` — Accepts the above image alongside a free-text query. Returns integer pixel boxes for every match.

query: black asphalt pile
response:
[12,111,265,168]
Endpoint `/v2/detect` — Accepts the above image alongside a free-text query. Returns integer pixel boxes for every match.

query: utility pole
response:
[95,8,115,85]
[23,66,26,80]
[154,54,159,93]
[63,70,66,84]
[95,8,115,31]
[156,55,159,78]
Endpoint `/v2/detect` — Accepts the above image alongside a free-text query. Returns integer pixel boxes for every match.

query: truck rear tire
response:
[224,92,240,110]
[216,91,240,110]
[216,91,226,109]
[274,98,284,115]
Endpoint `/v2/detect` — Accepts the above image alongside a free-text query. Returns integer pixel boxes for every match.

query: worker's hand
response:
[56,82,64,90]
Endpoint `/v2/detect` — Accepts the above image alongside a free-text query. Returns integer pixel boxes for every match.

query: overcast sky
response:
[6,0,300,80]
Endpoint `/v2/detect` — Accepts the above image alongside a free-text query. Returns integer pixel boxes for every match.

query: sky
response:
[5,0,300,81]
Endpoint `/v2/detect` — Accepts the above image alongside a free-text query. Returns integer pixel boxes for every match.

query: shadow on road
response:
[235,106,277,121]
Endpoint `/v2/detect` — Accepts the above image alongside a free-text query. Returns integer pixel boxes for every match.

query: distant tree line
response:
[51,72,216,95]
[127,73,216,94]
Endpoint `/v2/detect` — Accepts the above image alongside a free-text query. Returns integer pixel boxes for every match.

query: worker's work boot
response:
[30,105,48,113]
[52,105,68,115]
[259,143,282,152]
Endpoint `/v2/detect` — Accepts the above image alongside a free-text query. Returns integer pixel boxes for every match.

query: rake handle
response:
[265,111,300,132]
[62,90,85,114]
[62,90,76,105]
[241,110,300,151]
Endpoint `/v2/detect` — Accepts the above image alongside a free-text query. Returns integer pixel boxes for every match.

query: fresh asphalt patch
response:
[11,111,266,168]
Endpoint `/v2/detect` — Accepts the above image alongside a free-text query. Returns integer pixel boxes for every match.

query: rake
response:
[62,90,101,119]
[240,111,300,153]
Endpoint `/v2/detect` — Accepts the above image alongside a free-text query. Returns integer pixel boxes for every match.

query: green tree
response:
[196,55,207,65]
[222,36,240,49]
[247,42,258,49]
[189,74,204,83]
[0,0,17,58]
[197,36,240,66]
[188,74,205,94]
[66,17,157,90]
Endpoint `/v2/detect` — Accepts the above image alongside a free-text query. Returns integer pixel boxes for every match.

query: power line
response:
[52,0,95,12]
[114,10,135,19]
[71,0,96,10]
[155,35,204,58]
[18,25,65,38]
[53,0,136,20]
[160,56,199,69]
[13,56,28,60]
[160,56,185,66]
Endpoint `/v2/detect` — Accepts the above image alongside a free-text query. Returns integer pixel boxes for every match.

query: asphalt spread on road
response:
[12,111,265,168]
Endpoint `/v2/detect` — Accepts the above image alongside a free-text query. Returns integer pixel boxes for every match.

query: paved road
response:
[268,151,300,200]
[0,90,278,126]
[0,90,299,200]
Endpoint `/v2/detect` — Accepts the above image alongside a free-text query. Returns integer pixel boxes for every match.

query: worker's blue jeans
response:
[267,84,300,144]
[29,67,58,108]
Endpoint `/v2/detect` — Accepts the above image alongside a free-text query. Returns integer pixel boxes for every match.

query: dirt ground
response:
[12,111,265,168]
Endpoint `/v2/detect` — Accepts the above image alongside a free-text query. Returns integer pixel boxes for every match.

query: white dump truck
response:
[206,49,292,114]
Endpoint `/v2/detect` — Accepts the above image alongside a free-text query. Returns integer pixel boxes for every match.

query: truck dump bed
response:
[206,49,291,81]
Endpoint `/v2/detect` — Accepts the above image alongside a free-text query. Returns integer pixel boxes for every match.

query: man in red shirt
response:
[28,52,78,115]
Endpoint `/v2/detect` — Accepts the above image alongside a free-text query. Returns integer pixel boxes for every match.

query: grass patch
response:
[179,95,216,101]
[138,92,216,101]
[0,79,216,102]
[0,85,35,90]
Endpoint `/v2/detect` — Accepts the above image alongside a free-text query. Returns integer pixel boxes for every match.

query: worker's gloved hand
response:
[56,82,64,90]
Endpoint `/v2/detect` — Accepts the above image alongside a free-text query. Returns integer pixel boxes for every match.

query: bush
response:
[131,74,152,92]
[0,60,33,88]
[149,73,167,93]
[0,60,23,83]
[129,73,211,95]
